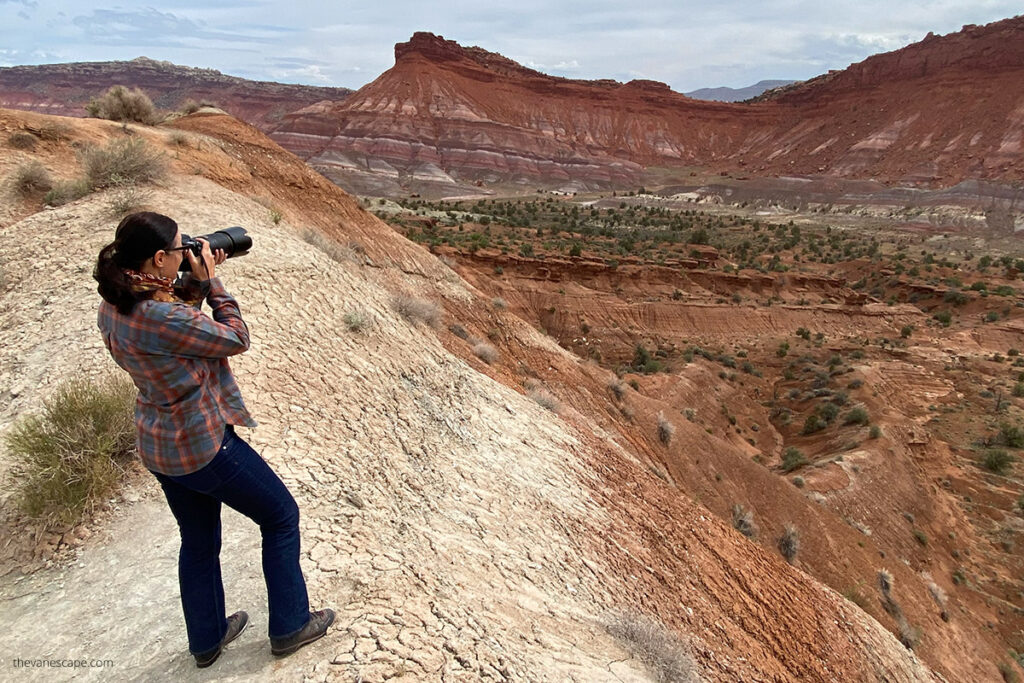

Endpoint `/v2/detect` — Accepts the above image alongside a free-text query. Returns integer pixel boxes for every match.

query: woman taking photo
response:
[94,211,333,668]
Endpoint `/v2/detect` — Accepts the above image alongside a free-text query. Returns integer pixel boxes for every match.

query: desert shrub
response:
[167,130,190,147]
[448,323,469,339]
[106,182,152,216]
[37,121,71,141]
[943,289,968,306]
[391,294,441,327]
[472,340,498,364]
[900,324,914,338]
[844,406,870,426]
[933,310,952,326]
[81,137,166,189]
[998,422,1024,448]
[491,296,507,309]
[4,374,136,528]
[605,611,700,683]
[527,387,561,413]
[8,130,38,149]
[12,160,53,196]
[178,98,217,115]
[300,228,359,263]
[922,572,949,621]
[43,178,91,206]
[343,310,369,332]
[792,476,805,488]
[778,524,800,563]
[607,378,627,401]
[1013,383,1024,398]
[983,449,1015,475]
[85,85,159,124]
[657,412,675,445]
[913,529,928,546]
[781,446,808,472]
[816,401,838,422]
[869,425,882,439]
[802,414,824,435]
[731,504,758,538]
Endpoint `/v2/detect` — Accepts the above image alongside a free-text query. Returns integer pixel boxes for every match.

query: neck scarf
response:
[123,269,201,305]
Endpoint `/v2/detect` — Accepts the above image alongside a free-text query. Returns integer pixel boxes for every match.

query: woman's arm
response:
[154,279,250,359]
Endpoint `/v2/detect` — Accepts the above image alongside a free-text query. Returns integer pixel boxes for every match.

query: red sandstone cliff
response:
[0,57,352,129]
[270,18,1024,192]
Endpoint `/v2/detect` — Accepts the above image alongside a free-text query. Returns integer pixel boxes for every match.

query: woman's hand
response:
[184,238,227,281]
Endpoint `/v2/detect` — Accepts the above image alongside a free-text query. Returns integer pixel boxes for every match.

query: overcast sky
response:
[0,1,1019,92]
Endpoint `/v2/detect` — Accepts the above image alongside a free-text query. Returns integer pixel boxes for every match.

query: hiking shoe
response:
[194,610,249,668]
[270,609,335,657]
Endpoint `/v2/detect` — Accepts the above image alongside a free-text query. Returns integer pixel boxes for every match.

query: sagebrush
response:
[5,374,137,528]
[86,85,159,124]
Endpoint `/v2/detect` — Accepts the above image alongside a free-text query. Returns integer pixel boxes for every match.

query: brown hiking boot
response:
[270,609,335,657]
[194,610,249,668]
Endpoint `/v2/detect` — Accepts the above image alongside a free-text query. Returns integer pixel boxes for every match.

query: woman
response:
[94,212,333,668]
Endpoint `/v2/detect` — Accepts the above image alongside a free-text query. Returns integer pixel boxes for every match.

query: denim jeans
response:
[151,426,311,655]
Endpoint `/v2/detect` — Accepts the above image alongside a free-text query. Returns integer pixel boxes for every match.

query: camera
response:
[178,227,252,272]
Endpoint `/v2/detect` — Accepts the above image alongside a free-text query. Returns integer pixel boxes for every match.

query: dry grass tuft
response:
[12,161,53,196]
[392,294,441,328]
[657,411,676,445]
[44,179,92,207]
[526,384,561,413]
[86,85,160,124]
[607,377,627,401]
[8,131,38,150]
[778,523,800,563]
[471,340,499,364]
[731,504,758,538]
[343,310,370,332]
[106,183,153,217]
[4,374,137,528]
[300,228,362,264]
[81,137,166,189]
[605,611,700,683]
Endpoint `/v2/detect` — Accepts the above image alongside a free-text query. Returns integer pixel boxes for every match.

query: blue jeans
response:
[151,426,311,655]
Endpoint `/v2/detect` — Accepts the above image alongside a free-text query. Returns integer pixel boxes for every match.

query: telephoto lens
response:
[178,227,252,272]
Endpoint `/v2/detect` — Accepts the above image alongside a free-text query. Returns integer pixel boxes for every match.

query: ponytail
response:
[93,212,178,315]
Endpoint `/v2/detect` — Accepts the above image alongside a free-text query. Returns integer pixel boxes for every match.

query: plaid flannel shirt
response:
[98,277,257,476]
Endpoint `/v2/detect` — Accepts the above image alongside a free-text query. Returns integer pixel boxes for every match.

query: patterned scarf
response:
[123,269,201,305]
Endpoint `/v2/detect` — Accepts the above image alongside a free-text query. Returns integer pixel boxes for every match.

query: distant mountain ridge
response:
[0,57,352,129]
[269,17,1024,194]
[685,79,796,102]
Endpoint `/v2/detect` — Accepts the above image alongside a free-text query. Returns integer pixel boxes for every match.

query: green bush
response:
[802,414,824,435]
[781,446,808,472]
[933,310,952,326]
[4,374,137,528]
[869,425,882,439]
[999,422,1024,448]
[983,449,1015,475]
[844,406,870,426]
[85,85,159,124]
[81,137,167,189]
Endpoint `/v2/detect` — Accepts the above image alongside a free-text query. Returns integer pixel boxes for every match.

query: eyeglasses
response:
[165,245,191,253]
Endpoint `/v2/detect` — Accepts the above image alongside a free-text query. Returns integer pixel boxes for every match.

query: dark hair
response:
[94,212,178,314]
